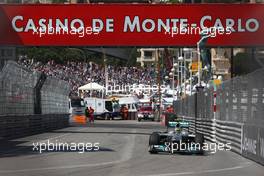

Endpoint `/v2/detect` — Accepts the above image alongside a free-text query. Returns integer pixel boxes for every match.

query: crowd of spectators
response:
[18,57,162,96]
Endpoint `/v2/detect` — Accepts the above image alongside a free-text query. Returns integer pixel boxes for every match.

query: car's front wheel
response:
[149,132,160,154]
[149,145,158,154]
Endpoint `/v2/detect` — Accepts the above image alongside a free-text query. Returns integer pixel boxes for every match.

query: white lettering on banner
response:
[123,16,140,32]
[70,19,84,32]
[11,16,95,33]
[11,15,260,34]
[260,137,264,159]
[200,16,259,33]
[12,15,23,32]
[124,16,188,33]
[92,19,114,32]
[243,135,257,155]
[25,19,37,32]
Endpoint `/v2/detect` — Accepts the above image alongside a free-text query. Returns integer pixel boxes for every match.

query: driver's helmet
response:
[175,123,182,133]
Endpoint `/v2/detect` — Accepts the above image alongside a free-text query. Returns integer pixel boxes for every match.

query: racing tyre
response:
[149,145,158,154]
[149,132,160,145]
[138,118,141,122]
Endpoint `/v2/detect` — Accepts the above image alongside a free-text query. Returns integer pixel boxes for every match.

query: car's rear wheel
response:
[138,118,141,122]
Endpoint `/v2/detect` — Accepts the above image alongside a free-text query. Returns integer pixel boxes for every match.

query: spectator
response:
[17,57,166,96]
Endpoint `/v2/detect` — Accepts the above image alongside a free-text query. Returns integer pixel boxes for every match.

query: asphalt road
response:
[0,120,263,176]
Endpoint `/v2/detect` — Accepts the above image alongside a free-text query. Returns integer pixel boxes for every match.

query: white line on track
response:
[141,162,252,176]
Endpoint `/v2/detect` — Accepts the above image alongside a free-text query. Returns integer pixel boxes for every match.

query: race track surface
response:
[0,120,263,176]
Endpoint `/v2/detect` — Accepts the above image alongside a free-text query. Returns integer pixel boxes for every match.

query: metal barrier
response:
[0,61,70,139]
[0,61,40,115]
[41,77,70,114]
[174,68,264,165]
[0,114,69,138]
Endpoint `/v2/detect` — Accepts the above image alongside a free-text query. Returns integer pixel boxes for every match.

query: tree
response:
[52,0,67,3]
[233,52,261,76]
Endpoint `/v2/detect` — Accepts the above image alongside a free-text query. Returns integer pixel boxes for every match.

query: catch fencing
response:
[41,77,70,114]
[0,61,70,138]
[0,61,40,115]
[174,68,264,165]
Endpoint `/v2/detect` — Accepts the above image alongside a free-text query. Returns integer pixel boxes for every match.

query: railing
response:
[0,61,70,139]
[174,68,264,165]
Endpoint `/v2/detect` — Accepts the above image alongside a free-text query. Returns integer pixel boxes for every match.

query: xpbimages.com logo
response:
[162,141,232,154]
[32,140,100,154]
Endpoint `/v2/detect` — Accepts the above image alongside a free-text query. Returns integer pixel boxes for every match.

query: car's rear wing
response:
[167,121,189,128]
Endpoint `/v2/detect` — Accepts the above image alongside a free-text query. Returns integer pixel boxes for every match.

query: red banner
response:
[0,4,264,46]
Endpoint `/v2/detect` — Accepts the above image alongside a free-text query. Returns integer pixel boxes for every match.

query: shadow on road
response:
[0,139,114,158]
[50,130,151,136]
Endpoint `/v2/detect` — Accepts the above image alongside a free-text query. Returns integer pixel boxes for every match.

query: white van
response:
[84,97,120,120]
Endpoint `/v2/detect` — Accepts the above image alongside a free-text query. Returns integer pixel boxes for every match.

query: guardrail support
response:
[195,85,204,134]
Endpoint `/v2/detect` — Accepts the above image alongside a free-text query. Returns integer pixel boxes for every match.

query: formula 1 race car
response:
[148,120,205,154]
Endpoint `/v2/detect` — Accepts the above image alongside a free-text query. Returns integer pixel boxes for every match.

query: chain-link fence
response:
[0,61,70,138]
[174,68,264,122]
[0,61,70,116]
[0,61,40,115]
[174,68,264,165]
[0,61,70,115]
[41,77,70,114]
[215,68,264,122]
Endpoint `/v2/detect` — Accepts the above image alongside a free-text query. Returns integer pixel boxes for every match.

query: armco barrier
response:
[0,61,70,139]
[242,121,264,166]
[0,114,69,138]
[174,68,264,165]
[182,116,242,154]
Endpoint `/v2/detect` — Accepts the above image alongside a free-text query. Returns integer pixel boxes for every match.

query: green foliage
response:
[52,0,67,3]
[203,0,248,2]
[125,47,138,66]
[63,48,86,62]
[166,0,182,3]
[18,47,86,63]
[17,47,138,67]
[233,52,261,76]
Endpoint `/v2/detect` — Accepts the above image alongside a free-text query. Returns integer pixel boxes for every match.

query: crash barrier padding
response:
[0,114,69,139]
[181,116,242,154]
[0,61,70,139]
[174,68,264,165]
[242,121,264,166]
